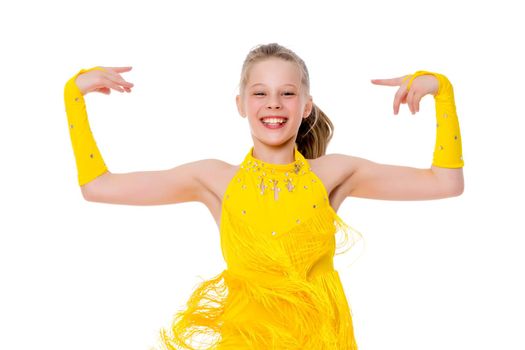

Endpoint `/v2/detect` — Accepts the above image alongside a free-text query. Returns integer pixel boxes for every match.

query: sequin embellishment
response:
[241,146,307,201]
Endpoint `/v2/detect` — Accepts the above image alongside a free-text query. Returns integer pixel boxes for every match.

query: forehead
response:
[247,58,302,87]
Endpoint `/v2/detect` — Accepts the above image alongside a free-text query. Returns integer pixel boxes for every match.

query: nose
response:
[266,94,281,109]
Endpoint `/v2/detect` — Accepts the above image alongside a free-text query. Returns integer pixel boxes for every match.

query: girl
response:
[64,43,464,349]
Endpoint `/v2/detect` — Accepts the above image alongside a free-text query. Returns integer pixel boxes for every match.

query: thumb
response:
[96,87,111,95]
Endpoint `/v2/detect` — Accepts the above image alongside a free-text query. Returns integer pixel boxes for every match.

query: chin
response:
[252,133,298,147]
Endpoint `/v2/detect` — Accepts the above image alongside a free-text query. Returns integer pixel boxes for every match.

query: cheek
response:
[284,100,302,113]
[246,99,264,113]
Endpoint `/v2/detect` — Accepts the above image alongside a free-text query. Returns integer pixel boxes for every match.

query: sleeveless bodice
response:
[156,146,363,350]
[220,146,341,281]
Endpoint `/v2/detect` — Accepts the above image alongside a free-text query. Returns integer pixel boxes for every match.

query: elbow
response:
[455,183,465,196]
[446,182,464,197]
[432,167,464,198]
[80,171,109,202]
[453,175,465,196]
[449,187,464,198]
[81,184,95,202]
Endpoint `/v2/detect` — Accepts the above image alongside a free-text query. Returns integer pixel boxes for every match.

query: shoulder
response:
[191,158,238,194]
[308,153,358,179]
[192,158,237,181]
[307,153,359,195]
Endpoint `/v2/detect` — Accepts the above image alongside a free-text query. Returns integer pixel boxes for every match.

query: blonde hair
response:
[239,43,334,159]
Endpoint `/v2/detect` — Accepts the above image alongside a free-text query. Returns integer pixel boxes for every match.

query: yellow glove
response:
[64,67,109,186]
[406,70,464,168]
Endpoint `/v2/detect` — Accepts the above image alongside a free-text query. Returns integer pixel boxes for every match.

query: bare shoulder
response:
[195,158,238,196]
[194,158,238,204]
[308,153,358,194]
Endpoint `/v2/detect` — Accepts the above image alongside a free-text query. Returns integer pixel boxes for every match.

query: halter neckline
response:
[242,145,308,175]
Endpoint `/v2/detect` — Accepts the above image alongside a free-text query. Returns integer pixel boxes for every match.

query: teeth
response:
[262,118,287,124]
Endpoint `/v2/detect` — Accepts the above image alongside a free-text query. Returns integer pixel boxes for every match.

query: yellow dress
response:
[157,146,363,350]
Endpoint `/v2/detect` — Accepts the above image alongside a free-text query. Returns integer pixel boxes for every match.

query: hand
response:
[75,66,134,96]
[371,73,439,115]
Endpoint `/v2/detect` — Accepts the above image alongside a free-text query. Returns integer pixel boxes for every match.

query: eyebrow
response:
[249,83,298,88]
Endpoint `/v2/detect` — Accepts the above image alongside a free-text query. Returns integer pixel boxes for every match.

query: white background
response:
[1,0,524,349]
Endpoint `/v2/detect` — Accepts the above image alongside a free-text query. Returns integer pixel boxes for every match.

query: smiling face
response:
[236,58,313,147]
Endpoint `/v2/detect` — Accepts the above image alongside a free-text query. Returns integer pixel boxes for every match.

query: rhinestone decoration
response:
[240,147,307,201]
[270,179,280,201]
[259,177,267,194]
[285,178,294,192]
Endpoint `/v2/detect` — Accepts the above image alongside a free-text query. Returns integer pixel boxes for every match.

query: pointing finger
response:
[371,75,408,86]
[102,66,133,73]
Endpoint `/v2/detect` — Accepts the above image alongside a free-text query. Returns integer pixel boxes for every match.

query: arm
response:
[65,66,219,206]
[333,154,463,201]
[338,70,464,201]
[81,159,225,205]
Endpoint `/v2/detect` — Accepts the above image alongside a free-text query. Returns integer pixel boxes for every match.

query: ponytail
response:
[296,103,334,159]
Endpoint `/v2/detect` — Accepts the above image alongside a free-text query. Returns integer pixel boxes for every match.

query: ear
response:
[236,94,246,117]
[303,95,313,118]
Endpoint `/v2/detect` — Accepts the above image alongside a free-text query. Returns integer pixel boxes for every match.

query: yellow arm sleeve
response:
[64,67,109,186]
[407,70,464,168]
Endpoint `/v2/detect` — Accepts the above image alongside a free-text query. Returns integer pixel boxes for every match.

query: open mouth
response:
[260,116,288,128]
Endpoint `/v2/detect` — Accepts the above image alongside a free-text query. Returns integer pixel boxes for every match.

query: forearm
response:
[408,71,465,194]
[64,68,109,187]
[430,72,464,169]
[408,71,464,195]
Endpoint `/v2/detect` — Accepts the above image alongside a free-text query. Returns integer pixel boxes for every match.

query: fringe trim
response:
[156,272,227,350]
[153,204,363,350]
[222,203,364,276]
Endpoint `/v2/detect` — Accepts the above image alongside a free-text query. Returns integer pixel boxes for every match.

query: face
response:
[236,58,313,147]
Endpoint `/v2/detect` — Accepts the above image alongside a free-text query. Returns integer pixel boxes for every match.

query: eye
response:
[252,91,295,96]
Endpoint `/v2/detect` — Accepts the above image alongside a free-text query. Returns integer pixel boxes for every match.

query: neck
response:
[251,139,297,164]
